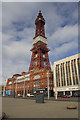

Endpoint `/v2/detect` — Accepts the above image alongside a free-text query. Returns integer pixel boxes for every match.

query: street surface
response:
[2,97,79,118]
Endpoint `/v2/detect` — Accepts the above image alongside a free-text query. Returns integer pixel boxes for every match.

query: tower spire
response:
[34,11,45,38]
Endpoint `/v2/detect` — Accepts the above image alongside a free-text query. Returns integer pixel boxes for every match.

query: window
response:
[66,66,67,71]
[58,73,60,79]
[66,72,68,77]
[35,54,37,57]
[70,77,72,85]
[42,82,43,85]
[62,81,63,86]
[69,71,71,77]
[57,82,58,87]
[75,70,77,75]
[79,68,80,75]
[35,61,37,65]
[74,64,76,68]
[77,58,79,61]
[43,54,45,58]
[20,85,21,88]
[71,64,73,70]
[64,80,66,86]
[71,60,73,62]
[56,64,59,67]
[59,81,60,87]
[63,67,64,71]
[68,66,70,70]
[42,74,43,77]
[36,81,38,86]
[72,70,74,75]
[67,78,69,86]
[73,77,75,85]
[34,82,35,87]
[46,80,47,84]
[44,62,46,67]
[9,86,11,88]
[76,77,78,85]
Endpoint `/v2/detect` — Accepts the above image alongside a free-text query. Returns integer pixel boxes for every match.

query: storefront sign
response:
[57,86,79,92]
[6,91,11,95]
[33,88,46,91]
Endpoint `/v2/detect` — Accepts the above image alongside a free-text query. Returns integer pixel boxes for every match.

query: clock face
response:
[33,75,40,80]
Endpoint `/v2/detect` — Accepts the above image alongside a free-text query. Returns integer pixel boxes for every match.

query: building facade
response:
[14,68,53,96]
[53,53,80,96]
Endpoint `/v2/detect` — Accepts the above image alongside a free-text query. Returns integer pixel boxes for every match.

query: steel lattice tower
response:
[29,11,51,71]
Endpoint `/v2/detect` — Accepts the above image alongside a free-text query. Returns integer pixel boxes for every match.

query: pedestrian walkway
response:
[2,97,78,118]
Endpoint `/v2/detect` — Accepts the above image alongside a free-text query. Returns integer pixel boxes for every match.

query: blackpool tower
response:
[29,11,51,71]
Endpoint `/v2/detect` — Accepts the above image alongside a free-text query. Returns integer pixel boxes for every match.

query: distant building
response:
[53,53,80,96]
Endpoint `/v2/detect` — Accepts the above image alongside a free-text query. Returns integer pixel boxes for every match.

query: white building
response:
[53,53,80,96]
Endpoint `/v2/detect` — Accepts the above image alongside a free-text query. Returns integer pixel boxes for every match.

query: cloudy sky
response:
[1,2,78,84]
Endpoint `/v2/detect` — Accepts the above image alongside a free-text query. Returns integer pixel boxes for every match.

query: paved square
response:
[2,97,78,118]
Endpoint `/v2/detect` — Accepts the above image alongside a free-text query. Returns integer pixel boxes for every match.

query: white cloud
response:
[53,41,77,56]
[2,27,34,60]
[48,24,78,65]
[3,41,31,59]
[48,24,78,48]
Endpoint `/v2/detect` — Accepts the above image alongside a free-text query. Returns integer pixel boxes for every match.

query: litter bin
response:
[36,94,44,103]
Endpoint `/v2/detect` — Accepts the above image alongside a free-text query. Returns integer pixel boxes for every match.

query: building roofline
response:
[54,53,80,64]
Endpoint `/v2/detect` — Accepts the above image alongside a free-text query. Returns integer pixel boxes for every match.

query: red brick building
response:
[5,74,21,95]
[5,11,53,96]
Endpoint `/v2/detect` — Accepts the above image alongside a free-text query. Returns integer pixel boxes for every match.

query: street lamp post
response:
[16,78,17,97]
[13,81,15,98]
[47,70,49,100]
[55,83,57,100]
[14,76,17,98]
[3,80,6,96]
[23,79,25,98]
[54,67,57,100]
